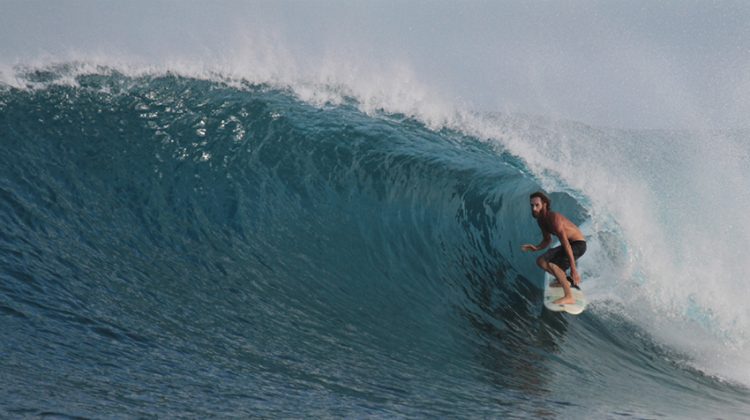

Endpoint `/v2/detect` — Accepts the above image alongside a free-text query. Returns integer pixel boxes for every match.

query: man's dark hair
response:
[530,191,551,209]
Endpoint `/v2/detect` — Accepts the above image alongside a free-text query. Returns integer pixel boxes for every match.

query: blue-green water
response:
[0,70,748,418]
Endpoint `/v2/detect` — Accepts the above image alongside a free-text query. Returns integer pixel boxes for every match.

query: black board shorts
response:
[541,240,587,271]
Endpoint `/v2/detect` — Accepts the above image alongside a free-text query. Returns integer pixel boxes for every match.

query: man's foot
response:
[552,295,576,305]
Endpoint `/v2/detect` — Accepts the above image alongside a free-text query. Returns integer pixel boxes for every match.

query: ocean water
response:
[1,67,749,419]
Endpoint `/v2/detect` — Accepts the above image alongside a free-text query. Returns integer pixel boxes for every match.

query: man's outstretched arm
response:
[521,231,551,252]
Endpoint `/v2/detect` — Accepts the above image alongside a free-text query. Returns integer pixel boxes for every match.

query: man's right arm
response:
[521,231,551,252]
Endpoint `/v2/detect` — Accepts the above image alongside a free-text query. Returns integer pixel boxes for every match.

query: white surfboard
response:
[543,277,586,315]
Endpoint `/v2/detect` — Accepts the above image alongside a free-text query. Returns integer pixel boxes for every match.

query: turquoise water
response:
[0,70,748,418]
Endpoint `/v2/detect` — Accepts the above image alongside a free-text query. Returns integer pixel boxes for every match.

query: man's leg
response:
[536,257,575,305]
[548,263,575,305]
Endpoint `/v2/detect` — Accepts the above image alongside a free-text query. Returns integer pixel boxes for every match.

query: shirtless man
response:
[521,191,587,305]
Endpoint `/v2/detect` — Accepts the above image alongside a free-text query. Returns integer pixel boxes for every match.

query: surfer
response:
[521,191,586,305]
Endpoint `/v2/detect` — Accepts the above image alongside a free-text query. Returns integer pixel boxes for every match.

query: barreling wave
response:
[0,67,748,418]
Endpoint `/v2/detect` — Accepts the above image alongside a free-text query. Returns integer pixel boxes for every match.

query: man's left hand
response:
[571,270,581,286]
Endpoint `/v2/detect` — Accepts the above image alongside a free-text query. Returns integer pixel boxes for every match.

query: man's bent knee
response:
[536,257,548,270]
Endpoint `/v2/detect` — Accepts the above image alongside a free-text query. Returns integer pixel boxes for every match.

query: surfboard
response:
[543,277,586,315]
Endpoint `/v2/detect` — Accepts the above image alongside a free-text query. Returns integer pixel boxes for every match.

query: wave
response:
[0,66,748,417]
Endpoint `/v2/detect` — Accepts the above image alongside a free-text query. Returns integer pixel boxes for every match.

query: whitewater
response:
[2,2,750,418]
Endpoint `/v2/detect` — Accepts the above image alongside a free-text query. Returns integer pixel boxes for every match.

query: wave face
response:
[1,70,749,418]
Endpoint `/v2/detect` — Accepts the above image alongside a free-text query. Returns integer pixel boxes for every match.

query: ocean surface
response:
[1,66,749,418]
